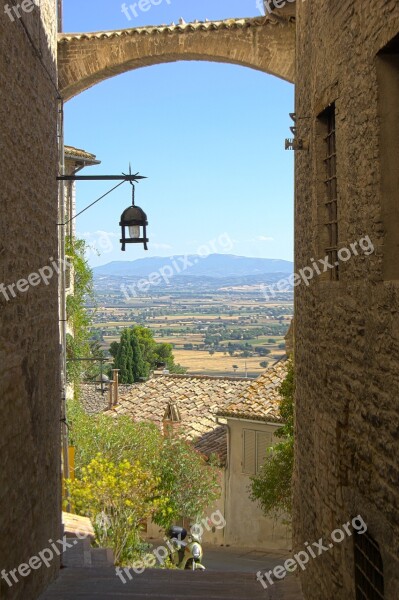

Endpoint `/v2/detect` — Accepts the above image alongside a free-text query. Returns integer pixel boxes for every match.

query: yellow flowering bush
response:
[66,399,222,562]
[65,454,167,564]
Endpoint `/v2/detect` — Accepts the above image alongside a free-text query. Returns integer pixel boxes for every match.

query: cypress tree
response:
[129,329,146,382]
[114,329,146,383]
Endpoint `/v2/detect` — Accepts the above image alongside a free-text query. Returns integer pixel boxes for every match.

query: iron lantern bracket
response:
[57,173,146,182]
[56,172,147,226]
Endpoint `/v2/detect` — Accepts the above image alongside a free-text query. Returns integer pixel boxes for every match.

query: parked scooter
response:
[167,526,206,570]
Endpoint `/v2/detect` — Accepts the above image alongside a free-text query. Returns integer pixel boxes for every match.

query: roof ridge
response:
[152,373,253,382]
[58,16,280,43]
[64,145,98,160]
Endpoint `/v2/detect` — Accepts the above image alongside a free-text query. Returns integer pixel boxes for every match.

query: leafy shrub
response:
[249,360,294,518]
[67,399,221,559]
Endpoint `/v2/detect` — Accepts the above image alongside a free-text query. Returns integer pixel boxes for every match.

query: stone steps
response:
[38,567,303,599]
[62,538,114,569]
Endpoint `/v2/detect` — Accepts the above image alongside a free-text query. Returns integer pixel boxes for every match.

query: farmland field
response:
[90,279,293,378]
[172,349,286,377]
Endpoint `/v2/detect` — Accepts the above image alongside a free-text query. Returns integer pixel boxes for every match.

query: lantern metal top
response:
[119,205,148,227]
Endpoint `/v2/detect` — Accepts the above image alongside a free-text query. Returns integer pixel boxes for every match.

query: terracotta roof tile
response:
[104,374,252,465]
[194,426,228,465]
[98,362,288,464]
[58,16,280,43]
[64,145,99,162]
[217,360,289,423]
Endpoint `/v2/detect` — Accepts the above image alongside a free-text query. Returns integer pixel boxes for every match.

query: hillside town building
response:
[94,362,290,549]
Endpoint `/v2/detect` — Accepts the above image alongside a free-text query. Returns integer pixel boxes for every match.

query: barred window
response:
[320,103,339,280]
[376,33,399,280]
[354,530,384,599]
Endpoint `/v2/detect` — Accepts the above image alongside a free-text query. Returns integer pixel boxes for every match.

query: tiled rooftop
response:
[217,360,288,423]
[64,145,100,163]
[103,363,289,464]
[105,374,252,465]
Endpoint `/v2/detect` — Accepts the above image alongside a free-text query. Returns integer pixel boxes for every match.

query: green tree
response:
[111,326,186,377]
[68,399,162,474]
[109,341,120,359]
[249,360,294,518]
[134,326,158,374]
[153,341,185,373]
[114,329,146,384]
[153,436,221,529]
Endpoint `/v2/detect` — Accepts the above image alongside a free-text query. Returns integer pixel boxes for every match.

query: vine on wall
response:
[65,237,96,384]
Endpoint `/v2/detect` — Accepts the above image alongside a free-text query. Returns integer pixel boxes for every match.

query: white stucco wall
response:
[224,418,291,550]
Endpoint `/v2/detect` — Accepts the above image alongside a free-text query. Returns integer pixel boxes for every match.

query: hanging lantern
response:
[120,184,149,251]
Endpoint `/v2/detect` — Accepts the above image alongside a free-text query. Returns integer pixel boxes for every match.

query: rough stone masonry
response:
[0,1,61,599]
[294,1,399,598]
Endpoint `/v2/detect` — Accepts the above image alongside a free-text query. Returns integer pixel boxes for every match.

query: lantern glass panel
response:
[129,225,140,239]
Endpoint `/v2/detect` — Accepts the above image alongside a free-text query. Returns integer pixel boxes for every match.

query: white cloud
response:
[257,235,274,242]
[240,235,275,243]
[79,230,118,239]
[151,243,173,250]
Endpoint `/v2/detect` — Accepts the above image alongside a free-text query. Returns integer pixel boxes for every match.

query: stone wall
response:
[58,16,295,101]
[0,1,61,598]
[294,1,399,598]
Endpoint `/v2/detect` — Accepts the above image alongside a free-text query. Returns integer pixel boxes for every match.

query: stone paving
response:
[38,546,304,600]
[38,567,303,600]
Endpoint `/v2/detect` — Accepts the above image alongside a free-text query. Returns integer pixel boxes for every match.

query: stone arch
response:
[58,16,295,101]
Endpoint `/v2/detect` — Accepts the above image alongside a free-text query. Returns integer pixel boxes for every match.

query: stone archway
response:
[58,16,295,101]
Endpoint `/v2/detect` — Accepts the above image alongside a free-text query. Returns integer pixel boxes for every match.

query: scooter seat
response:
[168,526,187,540]
[171,537,187,548]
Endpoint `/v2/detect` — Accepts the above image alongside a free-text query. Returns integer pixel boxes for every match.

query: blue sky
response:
[63,0,294,267]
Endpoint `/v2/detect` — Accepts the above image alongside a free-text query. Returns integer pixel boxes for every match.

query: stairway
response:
[62,537,114,569]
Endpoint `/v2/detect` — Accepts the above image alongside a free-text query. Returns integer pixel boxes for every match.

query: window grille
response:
[322,103,339,280]
[354,531,384,599]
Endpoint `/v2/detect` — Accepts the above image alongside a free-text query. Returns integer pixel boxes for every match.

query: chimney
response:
[162,402,181,436]
[112,369,120,406]
[108,378,114,409]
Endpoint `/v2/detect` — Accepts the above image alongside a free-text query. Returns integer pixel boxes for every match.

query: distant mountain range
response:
[93,254,293,279]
